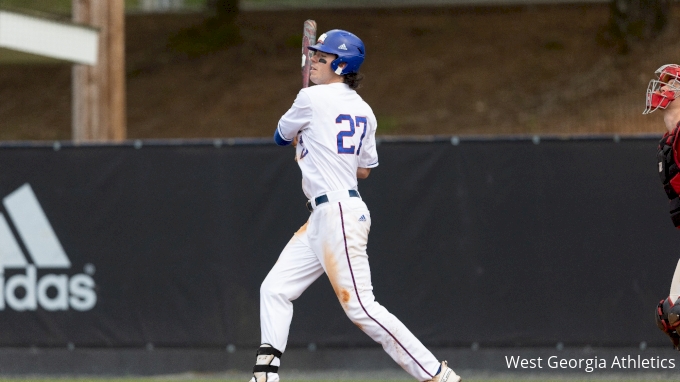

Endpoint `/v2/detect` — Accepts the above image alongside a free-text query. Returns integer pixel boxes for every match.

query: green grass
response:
[0,0,72,14]
[376,115,398,133]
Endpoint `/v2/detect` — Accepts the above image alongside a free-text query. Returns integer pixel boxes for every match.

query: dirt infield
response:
[1,4,680,141]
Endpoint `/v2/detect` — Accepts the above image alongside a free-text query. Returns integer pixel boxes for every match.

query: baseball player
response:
[247,30,461,382]
[645,64,680,350]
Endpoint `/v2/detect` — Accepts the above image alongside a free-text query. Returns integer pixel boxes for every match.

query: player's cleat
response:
[427,361,461,382]
[249,371,279,382]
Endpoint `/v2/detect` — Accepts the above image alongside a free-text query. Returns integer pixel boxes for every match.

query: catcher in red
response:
[646,64,680,350]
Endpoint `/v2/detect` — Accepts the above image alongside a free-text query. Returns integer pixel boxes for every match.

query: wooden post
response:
[72,0,126,142]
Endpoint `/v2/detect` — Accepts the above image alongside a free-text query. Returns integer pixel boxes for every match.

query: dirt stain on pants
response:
[324,244,351,310]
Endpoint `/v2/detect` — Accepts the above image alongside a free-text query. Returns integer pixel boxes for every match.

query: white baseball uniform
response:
[260,82,442,381]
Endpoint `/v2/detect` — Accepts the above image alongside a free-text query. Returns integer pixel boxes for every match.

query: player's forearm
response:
[357,167,370,179]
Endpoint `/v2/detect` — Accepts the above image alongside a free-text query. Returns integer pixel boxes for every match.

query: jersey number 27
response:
[336,114,367,155]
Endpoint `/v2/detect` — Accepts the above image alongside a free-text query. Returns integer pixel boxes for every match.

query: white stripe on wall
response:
[0,213,28,270]
[3,184,70,268]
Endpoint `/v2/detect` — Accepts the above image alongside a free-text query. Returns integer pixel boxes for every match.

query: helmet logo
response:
[317,33,327,43]
[338,43,347,50]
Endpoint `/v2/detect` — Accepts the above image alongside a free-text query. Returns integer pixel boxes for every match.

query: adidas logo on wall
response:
[0,184,96,312]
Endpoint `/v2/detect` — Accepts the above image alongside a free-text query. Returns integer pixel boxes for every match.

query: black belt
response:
[306,190,359,212]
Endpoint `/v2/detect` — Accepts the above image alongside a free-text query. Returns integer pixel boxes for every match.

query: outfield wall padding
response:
[0,137,676,348]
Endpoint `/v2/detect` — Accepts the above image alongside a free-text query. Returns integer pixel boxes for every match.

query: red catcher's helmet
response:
[644,64,680,114]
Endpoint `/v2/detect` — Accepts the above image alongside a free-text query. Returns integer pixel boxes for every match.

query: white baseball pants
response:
[670,258,680,301]
[260,194,441,381]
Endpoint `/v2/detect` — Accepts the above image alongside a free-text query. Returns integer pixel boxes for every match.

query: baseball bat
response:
[301,20,317,88]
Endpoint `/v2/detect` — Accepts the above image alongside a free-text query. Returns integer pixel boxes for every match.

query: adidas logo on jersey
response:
[338,43,348,50]
[358,215,366,222]
[0,184,97,312]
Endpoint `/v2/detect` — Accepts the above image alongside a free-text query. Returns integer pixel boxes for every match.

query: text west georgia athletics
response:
[505,355,675,372]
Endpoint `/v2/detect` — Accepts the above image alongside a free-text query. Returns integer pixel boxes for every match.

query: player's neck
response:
[320,73,344,85]
[664,108,680,133]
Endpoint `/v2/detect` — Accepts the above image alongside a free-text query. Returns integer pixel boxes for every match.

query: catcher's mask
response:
[644,64,680,114]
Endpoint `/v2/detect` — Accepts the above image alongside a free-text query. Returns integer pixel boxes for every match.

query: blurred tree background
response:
[168,0,241,56]
[605,0,671,53]
[0,0,679,140]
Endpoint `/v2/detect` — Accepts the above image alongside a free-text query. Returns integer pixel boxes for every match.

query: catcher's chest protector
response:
[658,124,680,227]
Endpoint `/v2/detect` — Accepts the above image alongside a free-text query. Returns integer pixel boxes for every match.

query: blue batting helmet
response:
[308,29,365,75]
